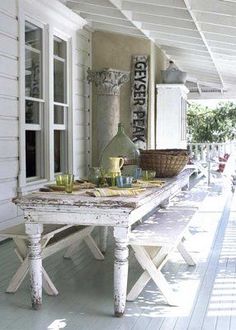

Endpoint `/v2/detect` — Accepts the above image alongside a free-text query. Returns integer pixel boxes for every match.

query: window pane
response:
[25,22,42,98]
[54,105,64,125]
[54,36,66,103]
[54,59,65,103]
[54,130,67,173]
[25,21,42,49]
[25,100,40,124]
[54,37,66,58]
[26,131,43,178]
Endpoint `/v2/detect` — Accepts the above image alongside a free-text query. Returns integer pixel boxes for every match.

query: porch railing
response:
[187,141,236,162]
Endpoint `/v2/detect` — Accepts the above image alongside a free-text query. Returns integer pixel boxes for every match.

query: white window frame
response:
[18,13,72,194]
[18,0,86,194]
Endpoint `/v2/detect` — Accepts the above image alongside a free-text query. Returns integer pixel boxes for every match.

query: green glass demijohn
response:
[100,123,140,177]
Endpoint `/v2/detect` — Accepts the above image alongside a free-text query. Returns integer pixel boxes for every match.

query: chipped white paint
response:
[13,169,192,316]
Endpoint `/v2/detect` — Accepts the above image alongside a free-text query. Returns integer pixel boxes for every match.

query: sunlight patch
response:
[48,319,67,329]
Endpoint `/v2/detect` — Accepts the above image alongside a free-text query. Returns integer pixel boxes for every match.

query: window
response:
[53,36,68,174]
[25,21,44,179]
[23,20,69,184]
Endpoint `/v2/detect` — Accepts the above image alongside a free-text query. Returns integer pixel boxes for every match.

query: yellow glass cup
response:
[56,174,64,186]
[142,170,156,181]
[64,174,74,193]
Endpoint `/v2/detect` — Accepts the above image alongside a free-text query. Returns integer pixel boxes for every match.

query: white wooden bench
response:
[0,224,104,295]
[127,190,202,306]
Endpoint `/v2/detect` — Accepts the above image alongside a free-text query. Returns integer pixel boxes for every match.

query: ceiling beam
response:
[109,0,152,40]
[204,32,236,45]
[200,22,236,38]
[90,21,145,37]
[159,40,207,52]
[67,2,125,19]
[132,12,196,29]
[150,32,203,44]
[141,23,199,37]
[189,0,236,16]
[118,0,186,9]
[122,1,191,20]
[183,0,225,89]
[195,11,236,28]
[81,13,134,27]
[67,0,114,7]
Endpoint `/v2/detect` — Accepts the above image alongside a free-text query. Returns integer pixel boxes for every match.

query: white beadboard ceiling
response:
[63,0,236,99]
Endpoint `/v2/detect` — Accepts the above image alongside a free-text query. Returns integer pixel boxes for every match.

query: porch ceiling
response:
[63,0,236,99]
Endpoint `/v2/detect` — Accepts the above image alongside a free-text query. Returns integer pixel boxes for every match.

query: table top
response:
[13,170,192,228]
[14,170,190,209]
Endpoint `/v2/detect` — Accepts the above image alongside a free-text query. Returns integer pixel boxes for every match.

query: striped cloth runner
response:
[86,188,146,197]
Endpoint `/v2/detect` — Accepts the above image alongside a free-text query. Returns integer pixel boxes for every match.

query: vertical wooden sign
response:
[130,55,149,149]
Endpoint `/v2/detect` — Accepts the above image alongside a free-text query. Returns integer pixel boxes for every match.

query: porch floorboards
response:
[0,176,236,330]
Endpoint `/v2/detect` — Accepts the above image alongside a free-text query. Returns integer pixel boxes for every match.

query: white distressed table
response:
[13,169,191,317]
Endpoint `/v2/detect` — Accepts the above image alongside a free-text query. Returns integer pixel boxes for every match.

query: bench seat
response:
[127,188,205,306]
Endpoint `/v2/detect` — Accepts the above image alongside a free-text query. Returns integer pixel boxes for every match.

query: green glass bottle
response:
[100,123,140,177]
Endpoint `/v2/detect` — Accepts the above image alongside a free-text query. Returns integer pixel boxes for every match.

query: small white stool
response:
[0,224,104,295]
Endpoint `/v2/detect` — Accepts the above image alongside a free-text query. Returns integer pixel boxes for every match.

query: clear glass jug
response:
[100,123,140,177]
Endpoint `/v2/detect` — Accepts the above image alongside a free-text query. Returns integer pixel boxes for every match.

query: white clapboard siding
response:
[0,0,17,15]
[0,118,18,138]
[75,50,90,67]
[0,76,18,97]
[0,180,17,201]
[76,36,90,52]
[75,124,90,140]
[74,65,87,81]
[74,94,89,110]
[0,140,18,158]
[74,28,91,178]
[0,12,18,37]
[75,54,91,68]
[0,34,18,56]
[0,56,18,77]
[0,0,20,229]
[0,160,18,180]
[74,109,88,126]
[0,97,18,117]
[75,142,87,155]
[74,80,90,97]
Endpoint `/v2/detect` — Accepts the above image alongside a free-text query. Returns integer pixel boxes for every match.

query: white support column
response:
[87,68,129,163]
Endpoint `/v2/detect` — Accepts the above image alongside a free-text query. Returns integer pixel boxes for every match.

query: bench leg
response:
[177,242,196,266]
[42,268,59,295]
[63,241,82,259]
[84,235,104,260]
[7,236,59,296]
[6,256,29,293]
[63,228,104,260]
[128,246,178,306]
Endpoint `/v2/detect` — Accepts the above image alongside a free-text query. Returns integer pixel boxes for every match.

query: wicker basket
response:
[140,149,189,178]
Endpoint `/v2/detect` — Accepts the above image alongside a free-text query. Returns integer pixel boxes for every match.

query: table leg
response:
[113,227,129,317]
[25,223,43,310]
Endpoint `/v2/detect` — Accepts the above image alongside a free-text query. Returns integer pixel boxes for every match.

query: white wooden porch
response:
[0,175,236,330]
